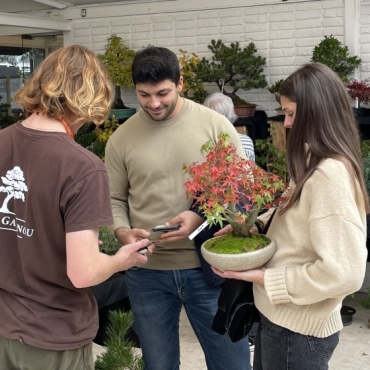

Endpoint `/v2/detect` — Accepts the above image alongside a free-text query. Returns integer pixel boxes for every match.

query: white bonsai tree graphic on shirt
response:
[0,166,28,214]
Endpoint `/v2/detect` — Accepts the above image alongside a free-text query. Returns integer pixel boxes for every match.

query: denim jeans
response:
[253,313,339,370]
[126,267,251,370]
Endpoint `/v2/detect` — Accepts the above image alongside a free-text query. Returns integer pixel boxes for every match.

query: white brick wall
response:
[68,0,369,115]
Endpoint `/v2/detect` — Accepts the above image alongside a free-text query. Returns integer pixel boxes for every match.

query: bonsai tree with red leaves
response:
[183,132,286,238]
[346,79,370,107]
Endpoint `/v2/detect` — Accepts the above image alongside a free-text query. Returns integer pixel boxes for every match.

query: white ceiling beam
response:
[0,12,71,31]
[62,0,321,19]
[32,0,70,9]
[0,27,56,37]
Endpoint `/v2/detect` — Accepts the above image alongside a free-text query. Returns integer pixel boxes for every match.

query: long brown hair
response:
[280,62,369,213]
[15,45,114,125]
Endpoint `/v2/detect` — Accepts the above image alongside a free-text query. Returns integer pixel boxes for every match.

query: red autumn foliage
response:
[346,79,370,106]
[183,132,286,237]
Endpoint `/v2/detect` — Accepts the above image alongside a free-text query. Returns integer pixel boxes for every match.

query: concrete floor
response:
[93,293,370,369]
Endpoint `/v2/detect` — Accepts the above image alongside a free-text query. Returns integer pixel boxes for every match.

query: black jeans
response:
[253,313,339,370]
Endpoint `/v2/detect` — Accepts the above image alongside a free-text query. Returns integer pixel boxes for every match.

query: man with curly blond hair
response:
[0,45,153,370]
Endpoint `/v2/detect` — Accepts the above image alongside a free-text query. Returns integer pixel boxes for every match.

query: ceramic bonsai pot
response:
[109,108,136,120]
[234,104,257,118]
[340,305,356,326]
[201,236,276,272]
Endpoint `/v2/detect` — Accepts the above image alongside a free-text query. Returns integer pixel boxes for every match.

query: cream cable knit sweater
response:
[254,158,367,337]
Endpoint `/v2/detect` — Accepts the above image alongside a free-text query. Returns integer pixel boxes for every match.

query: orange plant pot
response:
[234,104,257,117]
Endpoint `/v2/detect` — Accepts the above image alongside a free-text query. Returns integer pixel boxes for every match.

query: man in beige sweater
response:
[105,46,251,370]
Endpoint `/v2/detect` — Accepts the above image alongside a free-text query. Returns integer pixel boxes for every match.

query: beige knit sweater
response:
[105,98,245,270]
[254,158,367,337]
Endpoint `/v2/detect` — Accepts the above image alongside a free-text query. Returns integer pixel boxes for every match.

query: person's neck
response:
[22,112,75,138]
[162,96,185,121]
[172,95,185,117]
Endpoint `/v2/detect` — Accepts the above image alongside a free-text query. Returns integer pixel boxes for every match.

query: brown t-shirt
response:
[0,121,113,350]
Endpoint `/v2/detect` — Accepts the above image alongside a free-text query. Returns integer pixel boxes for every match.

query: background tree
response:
[178,49,208,104]
[194,39,267,104]
[311,35,361,82]
[98,35,136,109]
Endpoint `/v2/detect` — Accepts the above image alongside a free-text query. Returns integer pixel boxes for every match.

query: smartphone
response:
[151,224,181,232]
[137,247,148,255]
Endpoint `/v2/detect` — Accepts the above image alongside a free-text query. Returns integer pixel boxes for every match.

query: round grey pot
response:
[201,236,276,272]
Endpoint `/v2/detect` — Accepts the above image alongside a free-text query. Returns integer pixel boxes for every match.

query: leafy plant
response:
[361,139,370,159]
[346,79,370,107]
[98,35,136,109]
[75,117,119,161]
[0,114,18,129]
[92,116,120,161]
[95,310,144,370]
[98,227,121,255]
[255,128,288,181]
[233,97,253,107]
[74,122,97,149]
[311,35,361,82]
[178,49,208,104]
[194,39,267,105]
[183,132,286,238]
[360,290,370,309]
[268,79,285,105]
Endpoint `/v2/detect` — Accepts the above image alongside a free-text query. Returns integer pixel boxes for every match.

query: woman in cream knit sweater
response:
[213,63,369,370]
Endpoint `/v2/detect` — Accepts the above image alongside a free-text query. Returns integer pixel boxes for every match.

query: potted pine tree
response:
[193,39,267,117]
[95,310,143,370]
[183,132,286,271]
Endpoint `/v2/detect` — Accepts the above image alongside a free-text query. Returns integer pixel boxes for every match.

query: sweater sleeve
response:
[105,135,131,230]
[264,160,367,306]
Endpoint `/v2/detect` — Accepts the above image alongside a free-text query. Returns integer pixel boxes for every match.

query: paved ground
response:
[93,293,370,369]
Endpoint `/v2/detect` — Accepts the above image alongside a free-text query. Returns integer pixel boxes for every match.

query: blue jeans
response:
[126,268,251,370]
[253,313,339,370]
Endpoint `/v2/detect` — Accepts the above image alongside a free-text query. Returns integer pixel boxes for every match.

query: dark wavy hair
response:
[280,62,369,213]
[131,46,180,85]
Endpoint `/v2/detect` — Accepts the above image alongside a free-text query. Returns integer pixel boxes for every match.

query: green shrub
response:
[255,129,288,182]
[74,122,97,149]
[0,115,18,129]
[363,154,370,202]
[99,227,121,255]
[311,35,361,82]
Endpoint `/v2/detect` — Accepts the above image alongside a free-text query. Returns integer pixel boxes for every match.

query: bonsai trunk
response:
[226,207,259,237]
[113,85,129,109]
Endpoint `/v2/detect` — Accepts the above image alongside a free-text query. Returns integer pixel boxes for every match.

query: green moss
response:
[204,233,271,254]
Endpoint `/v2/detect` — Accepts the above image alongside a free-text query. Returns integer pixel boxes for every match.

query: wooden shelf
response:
[267,116,288,152]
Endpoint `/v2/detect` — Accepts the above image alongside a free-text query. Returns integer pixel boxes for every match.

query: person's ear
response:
[177,76,184,93]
